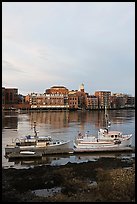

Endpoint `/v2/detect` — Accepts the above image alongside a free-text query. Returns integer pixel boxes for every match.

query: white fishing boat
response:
[73,131,132,152]
[5,122,71,157]
[74,107,132,152]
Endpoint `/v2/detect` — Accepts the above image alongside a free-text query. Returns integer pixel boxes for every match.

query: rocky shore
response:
[2,157,135,202]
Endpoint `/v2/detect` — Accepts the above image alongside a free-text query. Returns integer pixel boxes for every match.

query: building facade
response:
[68,92,78,110]
[95,91,111,109]
[45,86,69,95]
[3,85,135,110]
[85,95,98,110]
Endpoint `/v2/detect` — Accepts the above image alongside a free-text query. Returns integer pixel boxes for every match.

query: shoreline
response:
[2,106,135,112]
[2,157,135,202]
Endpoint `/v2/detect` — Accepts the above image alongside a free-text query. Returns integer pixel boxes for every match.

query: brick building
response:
[95,91,111,109]
[45,85,69,95]
[85,95,98,110]
[4,88,18,104]
[2,87,18,109]
[2,87,5,109]
[68,91,78,110]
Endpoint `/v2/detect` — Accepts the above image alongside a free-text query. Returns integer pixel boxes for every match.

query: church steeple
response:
[79,83,84,92]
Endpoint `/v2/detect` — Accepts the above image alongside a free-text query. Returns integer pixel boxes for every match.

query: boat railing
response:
[122,134,132,138]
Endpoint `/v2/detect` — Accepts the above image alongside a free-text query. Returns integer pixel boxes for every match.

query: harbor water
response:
[2,109,135,169]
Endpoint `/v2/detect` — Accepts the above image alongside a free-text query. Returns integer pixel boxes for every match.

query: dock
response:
[73,147,135,153]
[5,146,134,159]
[6,148,74,159]
[6,152,42,159]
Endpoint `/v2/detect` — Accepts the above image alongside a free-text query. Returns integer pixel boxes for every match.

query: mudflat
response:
[2,157,135,202]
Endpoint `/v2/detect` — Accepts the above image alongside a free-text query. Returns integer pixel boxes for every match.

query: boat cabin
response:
[98,129,122,140]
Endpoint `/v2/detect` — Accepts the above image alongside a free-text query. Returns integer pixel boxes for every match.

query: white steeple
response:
[79,83,84,92]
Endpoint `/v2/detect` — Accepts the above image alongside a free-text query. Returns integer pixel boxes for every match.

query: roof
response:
[108,131,121,135]
[51,85,68,89]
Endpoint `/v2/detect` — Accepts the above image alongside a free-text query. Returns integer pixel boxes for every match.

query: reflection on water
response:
[27,109,135,129]
[2,109,135,130]
[2,111,18,129]
[2,109,135,169]
[32,187,62,198]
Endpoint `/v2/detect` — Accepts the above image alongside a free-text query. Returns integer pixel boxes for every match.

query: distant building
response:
[95,91,111,109]
[4,88,18,104]
[110,95,117,109]
[25,93,38,105]
[68,92,78,110]
[2,87,5,109]
[79,83,85,92]
[85,94,98,110]
[2,87,18,109]
[44,93,68,109]
[111,93,129,108]
[45,85,69,95]
[3,84,134,110]
[125,96,135,108]
[116,96,126,108]
[25,86,69,109]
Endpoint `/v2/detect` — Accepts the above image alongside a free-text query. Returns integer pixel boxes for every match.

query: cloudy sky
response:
[2,2,135,96]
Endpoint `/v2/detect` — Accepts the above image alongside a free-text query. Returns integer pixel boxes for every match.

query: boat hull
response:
[73,134,132,152]
[5,140,71,157]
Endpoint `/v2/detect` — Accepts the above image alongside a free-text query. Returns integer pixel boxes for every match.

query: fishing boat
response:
[5,122,71,157]
[73,107,132,152]
[73,131,132,152]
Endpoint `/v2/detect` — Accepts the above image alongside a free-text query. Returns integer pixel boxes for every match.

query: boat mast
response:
[33,121,37,137]
[105,105,108,128]
[104,103,111,130]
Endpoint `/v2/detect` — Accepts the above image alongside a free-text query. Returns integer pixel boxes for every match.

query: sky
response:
[2,2,135,96]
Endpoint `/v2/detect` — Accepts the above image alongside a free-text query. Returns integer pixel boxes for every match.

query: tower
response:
[79,83,84,92]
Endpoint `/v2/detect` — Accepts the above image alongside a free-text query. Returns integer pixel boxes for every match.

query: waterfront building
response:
[25,93,38,105]
[25,86,69,109]
[95,91,111,109]
[35,93,46,108]
[44,85,69,109]
[125,96,135,107]
[111,93,127,109]
[3,85,135,110]
[76,83,87,109]
[2,87,18,109]
[44,93,68,109]
[110,95,117,109]
[45,85,69,95]
[4,88,18,104]
[79,83,85,92]
[68,91,78,110]
[2,87,5,109]
[85,94,98,110]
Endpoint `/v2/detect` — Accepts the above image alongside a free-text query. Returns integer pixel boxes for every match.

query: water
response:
[2,109,135,169]
[32,187,62,198]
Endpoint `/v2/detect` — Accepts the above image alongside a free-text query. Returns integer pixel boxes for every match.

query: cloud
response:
[2,60,25,73]
[2,2,135,96]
